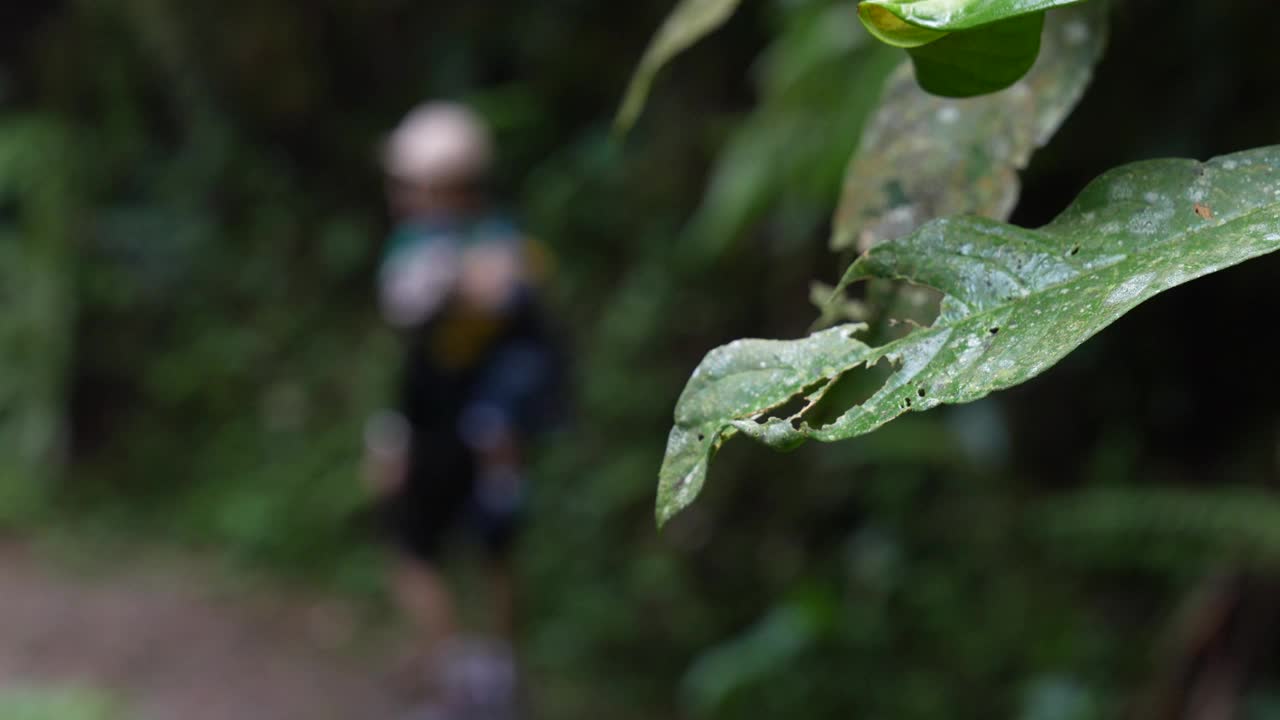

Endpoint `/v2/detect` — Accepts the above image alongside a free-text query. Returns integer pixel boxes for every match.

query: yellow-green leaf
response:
[616,0,743,132]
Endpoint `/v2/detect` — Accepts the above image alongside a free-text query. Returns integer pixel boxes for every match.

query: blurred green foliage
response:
[0,115,76,524]
[3,0,1280,718]
[0,686,124,720]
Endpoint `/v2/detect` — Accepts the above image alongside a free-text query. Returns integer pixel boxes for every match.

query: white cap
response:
[382,102,494,184]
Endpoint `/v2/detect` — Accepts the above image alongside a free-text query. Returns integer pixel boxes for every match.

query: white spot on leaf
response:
[1105,272,1156,306]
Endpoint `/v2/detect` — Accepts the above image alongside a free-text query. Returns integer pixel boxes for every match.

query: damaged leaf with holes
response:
[658,146,1280,525]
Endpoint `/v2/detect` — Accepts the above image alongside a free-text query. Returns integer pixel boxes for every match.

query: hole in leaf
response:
[697,433,705,442]
[812,282,868,329]
[753,379,828,425]
[989,326,1000,335]
[863,280,944,341]
[917,387,926,398]
[805,358,900,429]
[1068,244,1081,256]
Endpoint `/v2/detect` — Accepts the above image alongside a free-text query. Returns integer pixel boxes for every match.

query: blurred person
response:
[363,101,562,715]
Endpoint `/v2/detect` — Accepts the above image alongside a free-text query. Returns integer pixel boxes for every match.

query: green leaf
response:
[857,0,1092,97]
[0,687,123,720]
[1038,487,1280,573]
[832,4,1107,252]
[658,146,1280,525]
[683,14,900,262]
[907,12,1044,97]
[616,0,744,133]
[754,1,874,98]
[680,591,835,716]
[0,115,77,491]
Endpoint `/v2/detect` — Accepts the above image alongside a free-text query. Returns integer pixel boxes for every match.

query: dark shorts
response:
[382,435,523,562]
[385,301,561,563]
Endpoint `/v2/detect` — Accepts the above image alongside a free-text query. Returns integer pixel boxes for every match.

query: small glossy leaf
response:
[617,0,743,132]
[658,146,1280,525]
[907,12,1043,97]
[857,0,1092,97]
[832,4,1106,252]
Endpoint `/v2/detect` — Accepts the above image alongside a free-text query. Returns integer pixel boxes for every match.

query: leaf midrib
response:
[860,200,1280,375]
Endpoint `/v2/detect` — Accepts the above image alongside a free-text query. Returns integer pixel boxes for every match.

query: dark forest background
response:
[4,0,1280,717]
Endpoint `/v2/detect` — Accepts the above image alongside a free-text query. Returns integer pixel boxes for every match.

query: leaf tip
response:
[655,471,699,529]
[613,77,650,137]
[655,499,680,530]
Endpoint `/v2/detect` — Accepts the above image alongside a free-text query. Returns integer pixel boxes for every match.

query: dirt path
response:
[0,539,414,720]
